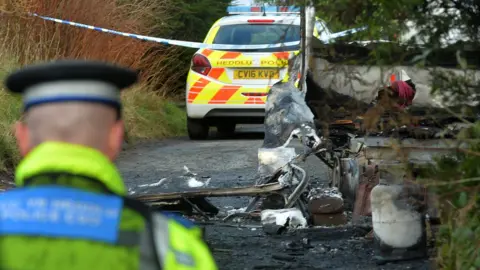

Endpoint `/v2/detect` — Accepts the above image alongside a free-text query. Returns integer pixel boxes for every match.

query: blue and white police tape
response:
[29,12,368,50]
[327,26,369,40]
[29,13,301,50]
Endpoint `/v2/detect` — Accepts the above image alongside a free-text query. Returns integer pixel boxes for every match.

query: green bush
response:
[425,123,480,270]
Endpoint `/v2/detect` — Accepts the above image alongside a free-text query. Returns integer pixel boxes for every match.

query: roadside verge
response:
[0,85,186,187]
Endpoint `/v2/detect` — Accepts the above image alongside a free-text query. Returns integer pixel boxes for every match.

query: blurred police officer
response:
[0,60,218,270]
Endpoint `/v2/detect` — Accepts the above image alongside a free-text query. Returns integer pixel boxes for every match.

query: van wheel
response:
[187,118,209,140]
[217,123,236,137]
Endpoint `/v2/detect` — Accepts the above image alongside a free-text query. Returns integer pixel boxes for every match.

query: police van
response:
[185,5,364,140]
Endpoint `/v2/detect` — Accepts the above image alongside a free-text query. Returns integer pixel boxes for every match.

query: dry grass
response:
[0,0,181,79]
[0,90,21,172]
[0,85,186,172]
[0,0,188,172]
[122,87,186,140]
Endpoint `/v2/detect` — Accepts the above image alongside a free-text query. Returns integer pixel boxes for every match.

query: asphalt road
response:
[117,125,433,270]
[117,125,330,208]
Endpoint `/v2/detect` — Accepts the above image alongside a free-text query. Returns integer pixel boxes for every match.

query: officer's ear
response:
[14,118,31,157]
[106,118,124,161]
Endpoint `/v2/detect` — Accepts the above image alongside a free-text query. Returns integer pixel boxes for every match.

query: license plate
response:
[233,69,280,80]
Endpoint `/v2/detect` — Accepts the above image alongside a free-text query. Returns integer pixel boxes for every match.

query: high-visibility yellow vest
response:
[0,142,218,270]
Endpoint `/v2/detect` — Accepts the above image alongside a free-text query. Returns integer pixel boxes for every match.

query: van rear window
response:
[213,24,301,45]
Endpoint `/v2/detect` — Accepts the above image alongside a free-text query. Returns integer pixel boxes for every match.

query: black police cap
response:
[4,59,138,113]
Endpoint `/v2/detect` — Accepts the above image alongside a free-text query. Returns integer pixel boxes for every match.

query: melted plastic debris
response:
[183,165,197,177]
[138,178,167,188]
[127,187,136,195]
[261,208,307,229]
[277,167,297,187]
[257,147,296,179]
[181,166,211,188]
[308,187,343,200]
[371,184,424,248]
[258,54,321,188]
[263,79,321,149]
[226,207,247,216]
[262,52,321,150]
[187,177,211,188]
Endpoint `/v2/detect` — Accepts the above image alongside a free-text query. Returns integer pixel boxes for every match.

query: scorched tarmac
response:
[117,127,434,270]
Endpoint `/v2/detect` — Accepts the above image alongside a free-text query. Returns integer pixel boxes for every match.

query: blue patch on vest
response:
[0,186,122,244]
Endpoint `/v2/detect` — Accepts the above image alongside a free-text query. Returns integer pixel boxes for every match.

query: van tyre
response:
[187,118,209,140]
[217,123,236,137]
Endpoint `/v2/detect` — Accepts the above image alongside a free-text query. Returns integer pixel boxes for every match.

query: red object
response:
[352,165,379,223]
[251,7,261,12]
[390,74,396,82]
[191,54,211,76]
[247,19,275,23]
[390,80,416,108]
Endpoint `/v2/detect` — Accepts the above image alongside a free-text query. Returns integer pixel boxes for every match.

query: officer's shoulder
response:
[149,211,197,230]
[123,197,197,230]
[160,212,197,229]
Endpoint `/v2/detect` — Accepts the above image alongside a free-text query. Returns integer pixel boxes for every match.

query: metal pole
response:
[299,0,306,92]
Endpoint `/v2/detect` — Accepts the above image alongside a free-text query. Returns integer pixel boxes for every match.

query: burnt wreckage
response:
[134,6,479,266]
[134,60,478,264]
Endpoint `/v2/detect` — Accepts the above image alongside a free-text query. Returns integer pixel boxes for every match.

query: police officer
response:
[0,60,218,270]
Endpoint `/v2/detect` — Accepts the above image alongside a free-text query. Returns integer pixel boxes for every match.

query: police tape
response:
[29,13,301,50]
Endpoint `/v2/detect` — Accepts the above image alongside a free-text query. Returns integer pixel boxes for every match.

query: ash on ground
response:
[119,139,436,270]
[204,219,435,270]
